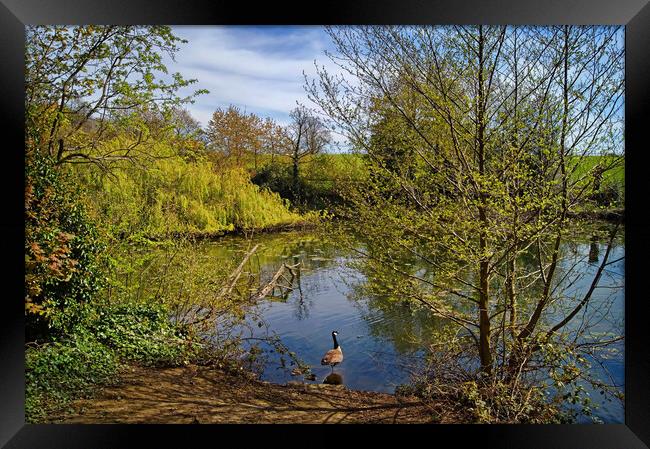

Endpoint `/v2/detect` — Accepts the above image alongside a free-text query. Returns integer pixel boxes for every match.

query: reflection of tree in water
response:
[589,235,600,264]
[350,226,624,391]
[487,228,623,335]
[347,275,447,355]
[281,242,345,320]
[288,257,359,321]
[291,262,307,319]
[207,232,346,320]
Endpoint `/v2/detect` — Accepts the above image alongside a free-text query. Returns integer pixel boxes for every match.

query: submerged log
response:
[218,244,260,299]
[252,262,300,301]
[180,244,260,327]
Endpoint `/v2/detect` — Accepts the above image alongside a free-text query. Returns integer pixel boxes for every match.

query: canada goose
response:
[320,331,343,372]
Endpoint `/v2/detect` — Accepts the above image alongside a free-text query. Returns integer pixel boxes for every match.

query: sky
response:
[164,26,339,128]
[158,25,624,154]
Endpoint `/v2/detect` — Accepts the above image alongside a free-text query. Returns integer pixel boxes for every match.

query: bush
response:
[456,380,566,424]
[25,333,118,423]
[93,302,191,366]
[396,377,566,424]
[25,300,197,422]
[25,153,106,341]
[251,162,295,200]
[252,161,344,211]
[591,182,624,207]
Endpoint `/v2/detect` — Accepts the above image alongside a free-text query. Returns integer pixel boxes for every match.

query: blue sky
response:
[165,26,338,127]
[160,26,624,155]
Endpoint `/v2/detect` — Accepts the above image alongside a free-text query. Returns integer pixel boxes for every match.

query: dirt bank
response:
[55,364,450,424]
[154,219,319,242]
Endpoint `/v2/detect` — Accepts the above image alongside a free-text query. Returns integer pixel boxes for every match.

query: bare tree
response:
[283,105,331,202]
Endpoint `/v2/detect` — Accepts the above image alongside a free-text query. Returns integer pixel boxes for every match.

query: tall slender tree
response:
[306,25,624,417]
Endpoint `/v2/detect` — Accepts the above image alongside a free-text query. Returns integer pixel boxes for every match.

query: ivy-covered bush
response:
[24,154,199,422]
[93,302,191,366]
[25,300,197,422]
[25,333,118,423]
[25,153,106,341]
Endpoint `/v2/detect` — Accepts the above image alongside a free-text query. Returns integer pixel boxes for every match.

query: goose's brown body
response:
[321,331,343,369]
[320,347,343,366]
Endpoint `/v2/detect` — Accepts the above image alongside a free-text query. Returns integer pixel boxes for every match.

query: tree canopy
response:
[306,25,624,415]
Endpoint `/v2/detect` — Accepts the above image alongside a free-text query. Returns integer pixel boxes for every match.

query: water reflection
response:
[323,372,344,385]
[193,226,623,423]
[358,296,444,354]
[589,234,600,264]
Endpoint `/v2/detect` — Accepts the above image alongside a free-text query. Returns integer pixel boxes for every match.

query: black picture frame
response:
[1,1,648,447]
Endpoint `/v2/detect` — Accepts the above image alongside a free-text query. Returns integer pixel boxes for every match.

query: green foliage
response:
[25,333,118,423]
[74,151,304,237]
[252,162,323,208]
[251,162,294,197]
[24,155,211,422]
[25,25,207,165]
[457,380,565,424]
[25,153,106,340]
[93,302,191,365]
[252,153,366,210]
[396,376,566,424]
[25,300,199,422]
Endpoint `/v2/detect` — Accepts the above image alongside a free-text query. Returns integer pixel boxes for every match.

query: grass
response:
[569,154,624,186]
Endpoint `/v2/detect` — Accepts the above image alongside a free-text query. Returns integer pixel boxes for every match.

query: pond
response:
[197,226,624,423]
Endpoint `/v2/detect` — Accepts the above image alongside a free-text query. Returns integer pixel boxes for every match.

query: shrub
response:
[396,377,566,424]
[252,160,344,211]
[25,153,106,341]
[93,301,191,366]
[25,333,118,423]
[25,300,197,422]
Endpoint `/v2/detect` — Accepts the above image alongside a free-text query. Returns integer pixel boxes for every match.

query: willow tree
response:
[24,25,206,338]
[306,25,624,421]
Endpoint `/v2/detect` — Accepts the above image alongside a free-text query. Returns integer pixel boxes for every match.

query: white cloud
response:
[163,26,345,127]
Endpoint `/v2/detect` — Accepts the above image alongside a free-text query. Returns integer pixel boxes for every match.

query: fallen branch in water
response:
[251,262,300,301]
[176,250,298,330]
[218,244,260,299]
[179,244,260,328]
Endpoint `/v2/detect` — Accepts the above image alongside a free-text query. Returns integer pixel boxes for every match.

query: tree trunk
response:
[476,26,493,376]
[292,148,300,203]
[507,27,519,338]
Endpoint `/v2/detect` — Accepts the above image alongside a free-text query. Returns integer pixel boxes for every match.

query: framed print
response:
[1,0,649,447]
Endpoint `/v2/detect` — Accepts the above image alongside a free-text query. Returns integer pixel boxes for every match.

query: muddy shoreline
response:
[56,364,451,424]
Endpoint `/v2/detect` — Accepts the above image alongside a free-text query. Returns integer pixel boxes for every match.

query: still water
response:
[200,227,624,423]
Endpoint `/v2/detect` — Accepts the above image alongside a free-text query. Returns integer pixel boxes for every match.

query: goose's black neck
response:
[332,333,339,349]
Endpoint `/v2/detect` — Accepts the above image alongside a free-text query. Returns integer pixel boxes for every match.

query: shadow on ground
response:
[57,365,447,424]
